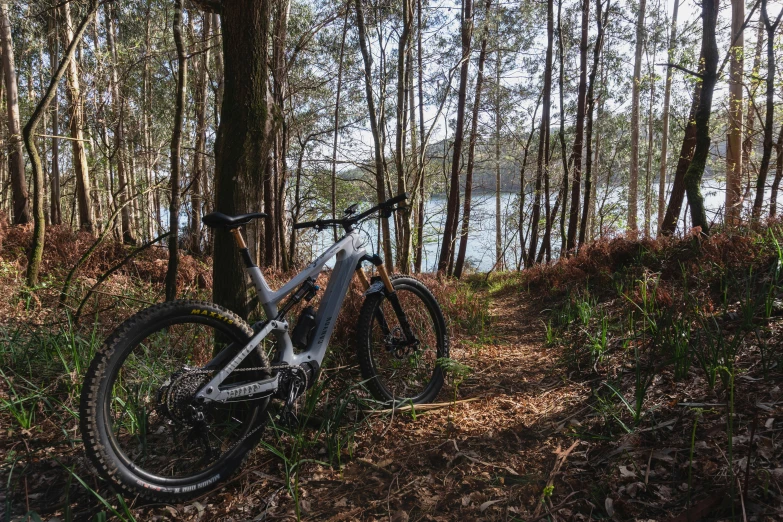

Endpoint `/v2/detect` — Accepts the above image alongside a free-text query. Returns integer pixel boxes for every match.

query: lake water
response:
[308,177,766,273]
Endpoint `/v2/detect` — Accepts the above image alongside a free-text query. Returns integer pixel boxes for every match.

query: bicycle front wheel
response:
[356,276,449,404]
[80,300,270,502]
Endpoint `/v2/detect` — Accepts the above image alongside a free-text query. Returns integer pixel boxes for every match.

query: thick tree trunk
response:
[751,0,783,225]
[437,0,473,274]
[454,6,490,279]
[0,1,29,224]
[566,0,590,251]
[166,0,187,301]
[657,0,678,234]
[414,0,426,273]
[394,0,413,273]
[212,0,276,317]
[62,3,94,234]
[628,0,646,234]
[355,0,393,269]
[683,0,719,233]
[726,0,744,226]
[527,0,553,267]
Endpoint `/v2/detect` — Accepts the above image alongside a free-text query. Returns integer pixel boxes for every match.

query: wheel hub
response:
[157,367,212,426]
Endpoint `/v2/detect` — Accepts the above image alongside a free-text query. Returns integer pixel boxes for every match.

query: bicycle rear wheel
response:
[80,300,270,501]
[356,276,449,404]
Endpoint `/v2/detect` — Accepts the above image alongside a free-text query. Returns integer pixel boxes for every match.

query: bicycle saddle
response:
[202,211,268,229]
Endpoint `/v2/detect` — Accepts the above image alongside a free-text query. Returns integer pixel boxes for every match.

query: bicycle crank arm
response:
[194,320,285,404]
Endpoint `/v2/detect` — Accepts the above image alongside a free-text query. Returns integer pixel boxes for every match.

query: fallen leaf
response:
[480,499,502,512]
[619,465,636,478]
[605,497,615,517]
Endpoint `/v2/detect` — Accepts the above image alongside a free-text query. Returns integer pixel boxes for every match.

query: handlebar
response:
[293,193,408,232]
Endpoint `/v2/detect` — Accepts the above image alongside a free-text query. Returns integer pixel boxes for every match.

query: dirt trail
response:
[161,290,591,522]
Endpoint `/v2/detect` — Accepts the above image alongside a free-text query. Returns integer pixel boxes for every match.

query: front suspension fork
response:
[355,259,417,344]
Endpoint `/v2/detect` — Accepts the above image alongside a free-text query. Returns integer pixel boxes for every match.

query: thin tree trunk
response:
[330,6,349,242]
[62,2,93,233]
[23,0,99,286]
[726,0,744,225]
[48,10,61,225]
[494,46,502,269]
[437,0,474,274]
[657,0,678,234]
[105,5,135,244]
[628,0,646,234]
[454,3,490,279]
[527,0,553,267]
[394,0,413,272]
[355,0,393,269]
[579,0,608,248]
[190,14,211,255]
[518,91,542,269]
[743,23,764,202]
[566,0,590,251]
[166,0,187,301]
[751,0,783,225]
[0,1,29,224]
[683,0,719,233]
[557,0,568,254]
[414,0,426,272]
[643,38,656,237]
[770,123,783,216]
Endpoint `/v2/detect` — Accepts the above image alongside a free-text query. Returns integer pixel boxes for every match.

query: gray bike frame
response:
[195,231,367,403]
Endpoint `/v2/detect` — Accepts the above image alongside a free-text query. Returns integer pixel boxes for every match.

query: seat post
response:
[229,227,256,268]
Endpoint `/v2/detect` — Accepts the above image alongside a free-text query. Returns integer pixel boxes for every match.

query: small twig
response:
[355,458,394,477]
[645,449,653,485]
[738,476,748,522]
[533,442,579,518]
[365,397,480,414]
[528,491,581,522]
[744,411,758,501]
[657,62,704,79]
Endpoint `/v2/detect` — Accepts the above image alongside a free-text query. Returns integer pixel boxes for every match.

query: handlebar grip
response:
[293,221,318,230]
[385,193,409,206]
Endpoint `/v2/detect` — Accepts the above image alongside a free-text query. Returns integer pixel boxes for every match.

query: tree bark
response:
[751,0,783,225]
[454,2,490,279]
[743,23,764,200]
[62,2,94,234]
[527,0,553,267]
[166,0,187,301]
[0,1,29,224]
[726,0,744,226]
[494,46,502,269]
[770,123,783,216]
[566,0,590,251]
[48,9,61,226]
[23,0,99,286]
[628,0,646,234]
[414,0,426,273]
[190,14,211,255]
[579,0,608,248]
[330,7,349,242]
[683,0,719,233]
[355,0,393,269]
[437,0,474,274]
[104,4,135,244]
[210,0,276,317]
[657,0,678,234]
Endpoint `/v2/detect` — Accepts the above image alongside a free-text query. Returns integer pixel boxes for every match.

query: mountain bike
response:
[79,193,449,501]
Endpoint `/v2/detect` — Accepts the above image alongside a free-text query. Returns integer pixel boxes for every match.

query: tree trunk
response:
[355,0,393,269]
[330,7,349,242]
[557,0,568,254]
[0,1,29,224]
[494,46,502,270]
[23,0,99,286]
[62,2,94,233]
[660,67,703,235]
[742,23,764,201]
[751,0,783,225]
[770,123,783,216]
[726,0,744,226]
[104,5,135,244]
[437,0,474,274]
[657,0,678,234]
[394,0,413,273]
[683,0,719,233]
[628,0,646,234]
[48,9,61,226]
[566,0,590,251]
[166,0,187,301]
[414,0,426,273]
[579,0,608,248]
[527,0,553,267]
[454,3,490,279]
[190,14,211,255]
[518,91,542,269]
[643,40,656,237]
[211,0,276,317]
